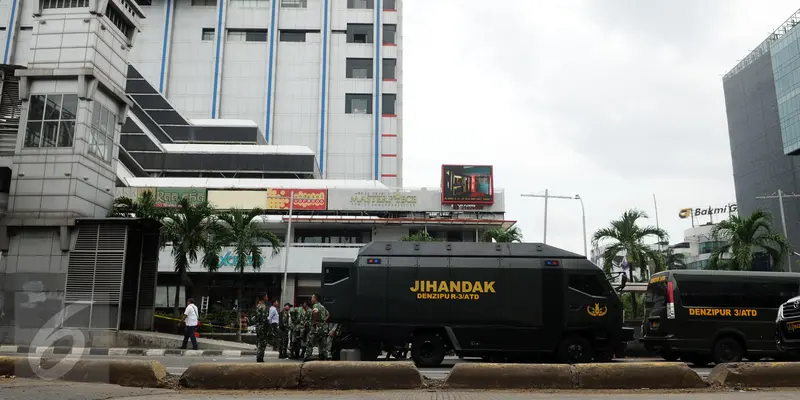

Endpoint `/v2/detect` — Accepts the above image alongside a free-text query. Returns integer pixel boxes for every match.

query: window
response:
[41,0,89,8]
[382,58,397,80]
[645,281,666,307]
[347,0,373,9]
[281,0,307,7]
[346,58,373,79]
[227,29,268,42]
[24,94,77,148]
[383,24,397,45]
[230,0,269,7]
[347,24,373,44]
[382,93,396,115]
[202,28,215,41]
[280,30,306,42]
[345,94,372,114]
[89,102,117,163]
[155,286,185,308]
[324,267,350,284]
[105,4,133,38]
[383,0,395,10]
[678,280,800,309]
[191,0,216,6]
[698,241,726,255]
[568,274,608,297]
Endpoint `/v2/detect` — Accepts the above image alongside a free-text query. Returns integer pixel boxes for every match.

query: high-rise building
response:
[0,0,404,185]
[723,8,800,269]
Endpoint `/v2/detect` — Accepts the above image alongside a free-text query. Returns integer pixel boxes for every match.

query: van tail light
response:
[666,281,675,320]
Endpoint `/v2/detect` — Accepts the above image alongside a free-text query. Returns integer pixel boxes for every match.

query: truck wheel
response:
[713,336,744,364]
[556,335,593,364]
[411,334,446,367]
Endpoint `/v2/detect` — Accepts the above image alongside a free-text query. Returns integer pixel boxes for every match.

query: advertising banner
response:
[679,203,737,219]
[208,190,267,209]
[266,188,327,210]
[155,187,206,207]
[327,189,420,211]
[441,165,494,204]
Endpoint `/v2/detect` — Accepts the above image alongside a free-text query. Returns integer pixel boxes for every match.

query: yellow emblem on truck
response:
[410,280,496,300]
[587,303,608,317]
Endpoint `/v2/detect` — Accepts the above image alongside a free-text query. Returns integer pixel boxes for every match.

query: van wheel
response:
[556,335,593,364]
[713,337,744,364]
[411,334,446,367]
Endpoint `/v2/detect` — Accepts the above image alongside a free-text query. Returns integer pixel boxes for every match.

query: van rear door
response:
[643,274,669,336]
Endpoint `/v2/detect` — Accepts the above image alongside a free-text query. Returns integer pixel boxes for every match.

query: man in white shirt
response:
[180,298,199,350]
[268,300,279,350]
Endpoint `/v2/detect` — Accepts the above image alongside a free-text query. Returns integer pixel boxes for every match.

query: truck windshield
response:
[645,282,666,308]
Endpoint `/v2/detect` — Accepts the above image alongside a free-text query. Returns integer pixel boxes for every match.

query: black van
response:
[323,241,634,367]
[640,270,800,366]
[776,295,800,355]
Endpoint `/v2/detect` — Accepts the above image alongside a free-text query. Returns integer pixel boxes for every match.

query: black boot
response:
[256,357,264,363]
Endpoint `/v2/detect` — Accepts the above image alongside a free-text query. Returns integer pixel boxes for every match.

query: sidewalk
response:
[0,345,277,357]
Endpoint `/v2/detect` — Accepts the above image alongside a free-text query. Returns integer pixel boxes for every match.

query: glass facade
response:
[770,24,800,154]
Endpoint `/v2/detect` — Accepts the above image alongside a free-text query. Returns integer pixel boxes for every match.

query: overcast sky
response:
[400,0,800,255]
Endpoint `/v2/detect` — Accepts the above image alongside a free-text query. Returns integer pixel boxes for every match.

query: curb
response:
[0,345,273,358]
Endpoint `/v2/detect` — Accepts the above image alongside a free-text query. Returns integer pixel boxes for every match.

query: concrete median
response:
[573,362,706,389]
[444,363,573,389]
[300,361,423,390]
[37,358,168,388]
[179,363,301,389]
[708,362,800,387]
[0,356,39,378]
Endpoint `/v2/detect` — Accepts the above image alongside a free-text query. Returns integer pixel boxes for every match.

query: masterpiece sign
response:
[328,190,419,211]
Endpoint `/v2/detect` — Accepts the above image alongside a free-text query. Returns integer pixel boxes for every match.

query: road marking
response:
[108,348,128,356]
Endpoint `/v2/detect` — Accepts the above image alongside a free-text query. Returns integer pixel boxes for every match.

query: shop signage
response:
[679,203,737,219]
[349,191,417,209]
[266,188,327,210]
[155,188,206,208]
[218,251,266,268]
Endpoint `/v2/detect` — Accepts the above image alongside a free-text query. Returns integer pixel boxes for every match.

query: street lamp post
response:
[281,191,295,305]
[521,191,588,257]
[575,195,587,257]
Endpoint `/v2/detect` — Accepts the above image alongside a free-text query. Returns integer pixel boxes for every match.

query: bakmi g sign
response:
[679,203,737,219]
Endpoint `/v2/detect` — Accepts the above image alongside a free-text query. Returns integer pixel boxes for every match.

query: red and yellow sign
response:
[266,188,327,210]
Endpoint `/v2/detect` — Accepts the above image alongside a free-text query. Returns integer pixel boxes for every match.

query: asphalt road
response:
[3,378,800,400]
[4,353,713,380]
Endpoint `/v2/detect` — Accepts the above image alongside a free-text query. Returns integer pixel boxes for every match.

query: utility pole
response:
[521,191,586,255]
[756,189,800,272]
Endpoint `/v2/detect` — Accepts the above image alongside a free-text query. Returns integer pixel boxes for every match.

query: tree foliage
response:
[484,226,523,243]
[401,231,440,242]
[592,209,668,281]
[708,209,789,271]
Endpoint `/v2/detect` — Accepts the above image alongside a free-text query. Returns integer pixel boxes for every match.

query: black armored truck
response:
[322,241,633,367]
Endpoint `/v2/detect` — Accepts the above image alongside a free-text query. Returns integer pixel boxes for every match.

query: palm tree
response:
[484,226,523,243]
[216,208,282,342]
[708,209,789,271]
[592,209,668,319]
[660,248,688,271]
[109,190,163,220]
[160,198,225,318]
[401,231,440,242]
[592,209,668,279]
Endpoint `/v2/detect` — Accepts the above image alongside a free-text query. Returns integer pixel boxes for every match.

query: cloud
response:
[402,0,800,254]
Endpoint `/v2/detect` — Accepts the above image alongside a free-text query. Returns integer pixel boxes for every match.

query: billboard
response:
[154,188,206,207]
[441,165,494,205]
[266,188,327,210]
[678,203,737,219]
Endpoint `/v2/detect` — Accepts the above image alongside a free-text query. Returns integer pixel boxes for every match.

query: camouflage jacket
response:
[289,307,305,331]
[279,309,290,330]
[251,303,269,332]
[310,303,328,329]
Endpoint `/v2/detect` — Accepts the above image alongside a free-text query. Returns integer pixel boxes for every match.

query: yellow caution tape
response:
[154,314,243,331]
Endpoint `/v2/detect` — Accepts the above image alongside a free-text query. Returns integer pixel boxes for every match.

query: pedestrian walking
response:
[268,299,279,350]
[179,298,199,350]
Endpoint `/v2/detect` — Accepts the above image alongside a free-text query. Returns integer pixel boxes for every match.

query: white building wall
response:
[4,0,403,184]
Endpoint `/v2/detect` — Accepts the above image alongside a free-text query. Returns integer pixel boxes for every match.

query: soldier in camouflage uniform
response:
[277,303,291,359]
[288,302,307,359]
[303,293,329,361]
[252,295,269,363]
[325,322,341,360]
